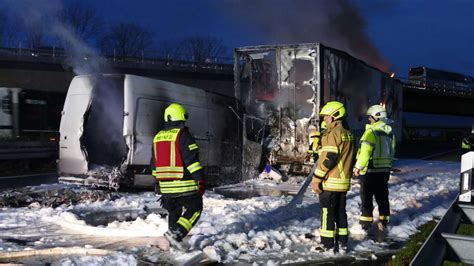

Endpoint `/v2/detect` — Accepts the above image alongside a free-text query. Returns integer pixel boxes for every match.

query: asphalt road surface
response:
[0,173,58,191]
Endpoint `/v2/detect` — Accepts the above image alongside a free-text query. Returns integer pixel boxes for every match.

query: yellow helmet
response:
[164,103,188,122]
[319,101,346,120]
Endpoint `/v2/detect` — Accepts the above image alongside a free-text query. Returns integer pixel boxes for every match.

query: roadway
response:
[0,173,58,191]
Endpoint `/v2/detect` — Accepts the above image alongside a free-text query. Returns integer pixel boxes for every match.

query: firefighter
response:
[462,137,472,151]
[151,103,205,247]
[353,105,395,232]
[311,101,355,251]
[461,127,474,151]
[308,121,327,161]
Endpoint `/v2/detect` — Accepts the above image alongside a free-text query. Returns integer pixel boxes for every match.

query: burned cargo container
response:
[234,43,402,177]
[58,74,242,189]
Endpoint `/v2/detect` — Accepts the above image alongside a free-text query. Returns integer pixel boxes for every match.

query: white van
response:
[58,74,242,189]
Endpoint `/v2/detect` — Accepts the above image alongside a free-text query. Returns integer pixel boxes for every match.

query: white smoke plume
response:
[2,0,107,74]
[3,0,126,170]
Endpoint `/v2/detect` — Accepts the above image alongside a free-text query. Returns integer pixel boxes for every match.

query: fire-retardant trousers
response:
[161,193,202,241]
[359,171,390,228]
[319,191,348,249]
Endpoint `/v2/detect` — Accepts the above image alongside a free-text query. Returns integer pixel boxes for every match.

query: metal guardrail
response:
[411,197,474,265]
[0,46,234,72]
[0,141,58,160]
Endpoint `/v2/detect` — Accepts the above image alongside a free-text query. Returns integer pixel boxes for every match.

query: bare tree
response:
[100,22,153,57]
[179,35,225,63]
[60,0,102,43]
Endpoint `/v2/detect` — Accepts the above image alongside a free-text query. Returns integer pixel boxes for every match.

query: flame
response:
[390,73,395,78]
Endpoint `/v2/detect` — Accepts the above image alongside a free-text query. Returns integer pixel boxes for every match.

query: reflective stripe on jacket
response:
[355,120,395,175]
[313,120,355,192]
[152,123,204,195]
[462,138,471,150]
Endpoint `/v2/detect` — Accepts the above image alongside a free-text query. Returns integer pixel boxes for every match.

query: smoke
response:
[223,0,390,71]
[2,0,126,171]
[2,0,107,74]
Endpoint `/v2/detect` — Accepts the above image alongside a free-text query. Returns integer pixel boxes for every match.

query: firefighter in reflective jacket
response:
[461,127,474,151]
[151,103,205,243]
[311,101,355,251]
[353,105,395,231]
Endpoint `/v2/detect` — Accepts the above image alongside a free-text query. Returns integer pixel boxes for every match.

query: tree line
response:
[0,1,226,63]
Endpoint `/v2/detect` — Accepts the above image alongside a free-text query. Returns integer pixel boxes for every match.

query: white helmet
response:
[367,105,394,124]
[366,105,387,119]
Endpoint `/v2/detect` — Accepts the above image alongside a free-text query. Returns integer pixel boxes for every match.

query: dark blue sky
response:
[51,0,474,77]
[83,0,474,78]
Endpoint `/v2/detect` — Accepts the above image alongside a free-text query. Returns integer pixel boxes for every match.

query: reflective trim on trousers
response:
[359,216,373,222]
[337,228,348,236]
[177,217,192,232]
[320,229,335,238]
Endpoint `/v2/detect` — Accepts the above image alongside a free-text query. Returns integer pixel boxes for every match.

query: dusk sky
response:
[3,0,474,77]
[80,0,474,78]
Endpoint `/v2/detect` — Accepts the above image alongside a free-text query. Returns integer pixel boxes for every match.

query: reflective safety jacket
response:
[313,120,355,192]
[355,120,395,175]
[462,137,473,150]
[151,122,204,196]
[308,131,322,160]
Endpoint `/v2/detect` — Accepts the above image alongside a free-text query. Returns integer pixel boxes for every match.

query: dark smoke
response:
[223,0,390,71]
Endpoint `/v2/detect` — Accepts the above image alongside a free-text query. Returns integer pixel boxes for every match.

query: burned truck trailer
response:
[234,43,402,177]
[58,74,242,189]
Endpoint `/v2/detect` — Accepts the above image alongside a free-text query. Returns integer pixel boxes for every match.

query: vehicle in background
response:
[403,67,474,142]
[0,87,62,141]
[408,66,474,97]
[58,74,242,189]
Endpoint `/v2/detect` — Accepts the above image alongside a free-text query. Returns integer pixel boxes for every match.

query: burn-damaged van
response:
[58,74,242,189]
[234,43,403,177]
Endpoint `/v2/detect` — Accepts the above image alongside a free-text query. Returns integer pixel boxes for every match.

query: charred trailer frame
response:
[234,43,403,178]
[58,74,243,189]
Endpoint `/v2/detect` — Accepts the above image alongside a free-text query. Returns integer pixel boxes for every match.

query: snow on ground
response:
[0,159,461,264]
[54,253,137,266]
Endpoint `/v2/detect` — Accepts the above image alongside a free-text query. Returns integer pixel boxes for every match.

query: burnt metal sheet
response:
[235,43,402,176]
[58,76,94,175]
[322,46,403,140]
[59,74,242,188]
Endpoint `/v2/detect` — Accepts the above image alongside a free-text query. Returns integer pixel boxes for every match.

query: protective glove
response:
[311,178,323,195]
[198,181,205,196]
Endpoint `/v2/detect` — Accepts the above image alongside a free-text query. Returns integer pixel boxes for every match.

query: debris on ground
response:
[0,187,119,208]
